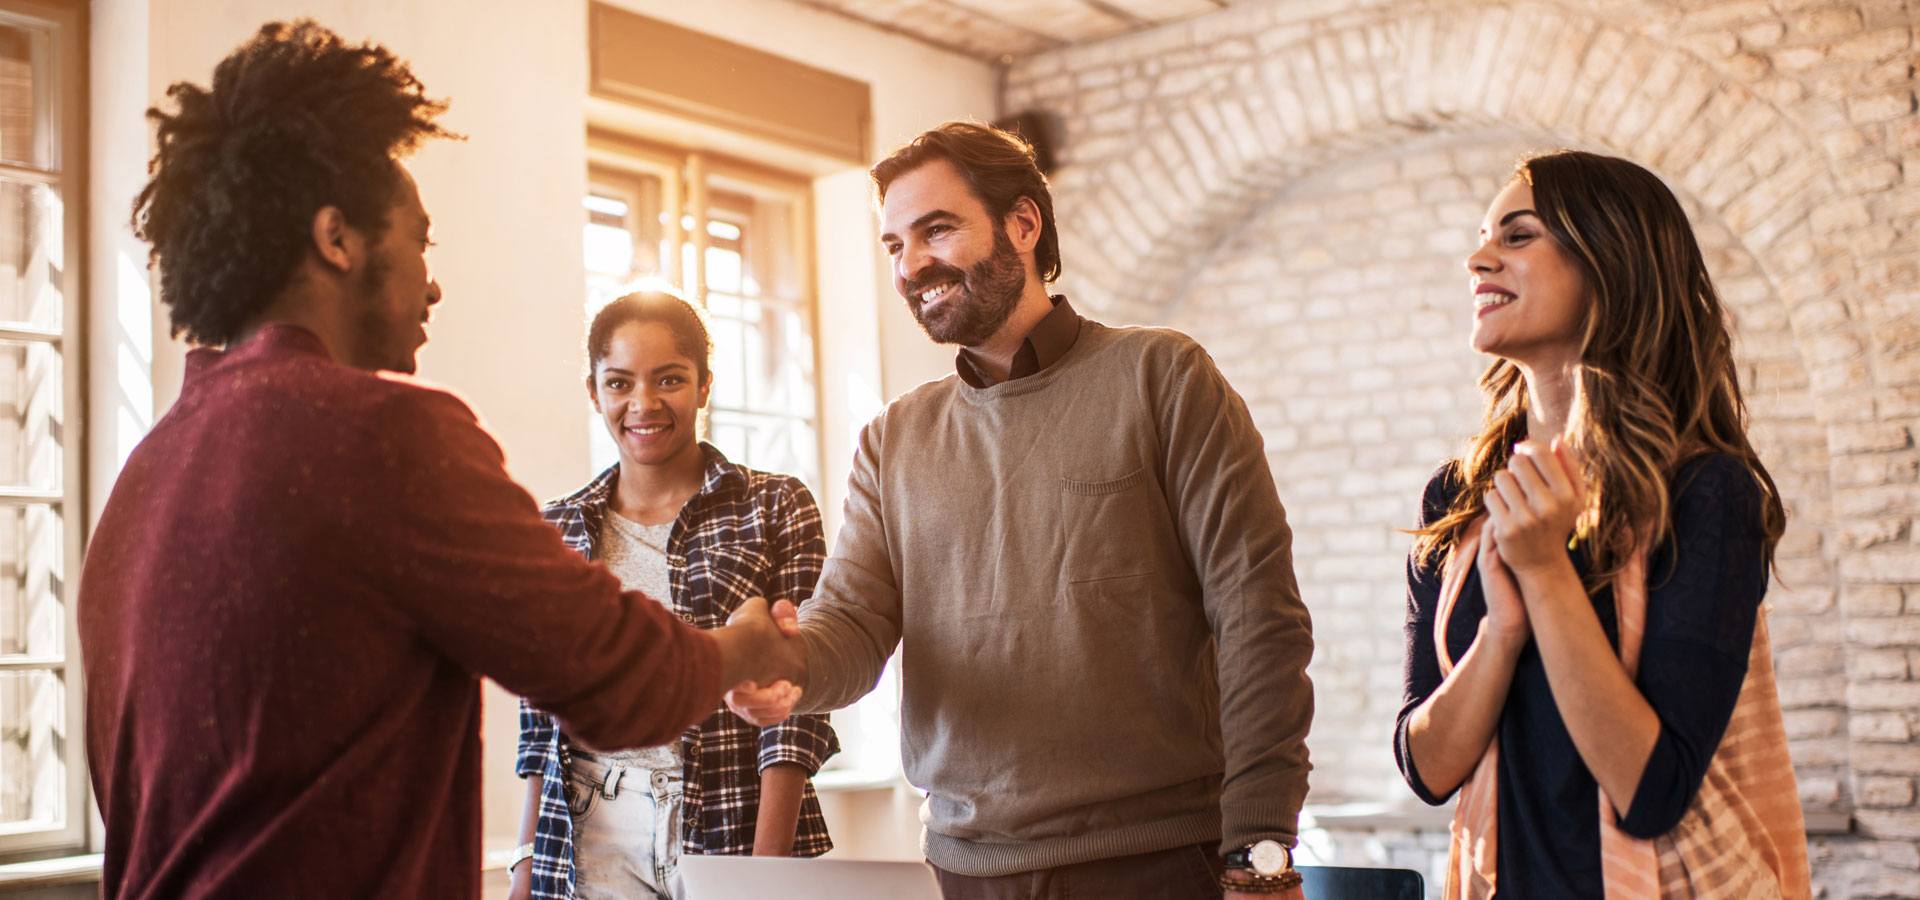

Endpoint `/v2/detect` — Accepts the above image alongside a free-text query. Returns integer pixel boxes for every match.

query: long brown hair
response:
[1413,150,1785,588]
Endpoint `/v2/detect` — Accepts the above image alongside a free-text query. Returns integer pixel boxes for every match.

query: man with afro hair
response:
[79,21,805,898]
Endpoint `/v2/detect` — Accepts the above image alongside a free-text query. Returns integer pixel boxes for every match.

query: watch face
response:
[1251,840,1287,876]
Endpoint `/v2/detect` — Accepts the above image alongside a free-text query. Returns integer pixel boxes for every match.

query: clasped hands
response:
[713,597,808,725]
[1477,437,1587,649]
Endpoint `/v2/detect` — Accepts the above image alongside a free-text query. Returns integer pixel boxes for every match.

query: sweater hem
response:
[923,812,1221,877]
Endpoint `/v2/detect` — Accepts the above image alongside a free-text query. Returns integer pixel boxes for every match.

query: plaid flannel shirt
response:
[515,443,837,898]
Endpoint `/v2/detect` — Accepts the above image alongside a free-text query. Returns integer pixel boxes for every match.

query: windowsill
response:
[813,766,907,793]
[1301,801,1455,831]
[480,837,517,873]
[0,853,102,889]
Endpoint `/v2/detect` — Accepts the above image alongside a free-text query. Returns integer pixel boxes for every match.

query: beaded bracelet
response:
[1219,869,1303,894]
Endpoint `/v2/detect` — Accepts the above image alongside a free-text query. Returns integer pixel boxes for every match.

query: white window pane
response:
[707,310,747,410]
[583,222,634,279]
[775,307,815,415]
[0,179,60,329]
[736,196,802,303]
[587,413,619,476]
[708,409,818,494]
[0,6,70,856]
[0,668,66,830]
[706,246,743,296]
[584,176,665,285]
[708,415,750,470]
[0,340,61,493]
[0,502,61,659]
[583,194,628,219]
[708,299,813,418]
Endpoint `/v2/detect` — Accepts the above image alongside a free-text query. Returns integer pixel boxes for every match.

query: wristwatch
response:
[1225,839,1293,876]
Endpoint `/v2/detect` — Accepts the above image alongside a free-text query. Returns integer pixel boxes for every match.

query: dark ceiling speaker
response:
[993,110,1057,174]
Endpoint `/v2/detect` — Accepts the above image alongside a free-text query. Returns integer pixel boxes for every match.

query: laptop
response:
[679,855,945,900]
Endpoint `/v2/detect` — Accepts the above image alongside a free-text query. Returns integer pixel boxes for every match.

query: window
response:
[583,134,901,786]
[582,133,821,494]
[0,0,85,859]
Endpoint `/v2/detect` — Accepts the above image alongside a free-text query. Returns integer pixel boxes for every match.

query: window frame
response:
[0,0,88,861]
[584,131,825,496]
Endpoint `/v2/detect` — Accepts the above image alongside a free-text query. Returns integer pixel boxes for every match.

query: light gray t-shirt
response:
[576,512,682,771]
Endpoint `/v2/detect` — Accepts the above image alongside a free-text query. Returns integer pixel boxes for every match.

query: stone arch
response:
[1048,4,1864,361]
[1012,0,1916,845]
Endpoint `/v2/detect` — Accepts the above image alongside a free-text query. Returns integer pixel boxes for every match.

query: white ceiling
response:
[792,0,1237,61]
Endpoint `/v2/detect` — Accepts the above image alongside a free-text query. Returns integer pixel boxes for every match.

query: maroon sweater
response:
[78,325,721,898]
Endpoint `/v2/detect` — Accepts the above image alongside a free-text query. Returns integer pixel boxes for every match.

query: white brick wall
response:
[1006,2,1920,896]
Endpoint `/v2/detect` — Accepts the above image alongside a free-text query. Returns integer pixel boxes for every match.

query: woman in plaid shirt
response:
[509,292,837,900]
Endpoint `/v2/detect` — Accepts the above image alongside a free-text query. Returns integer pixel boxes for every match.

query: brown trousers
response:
[932,842,1227,900]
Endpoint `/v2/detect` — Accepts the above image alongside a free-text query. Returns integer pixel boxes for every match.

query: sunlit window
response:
[581,139,821,498]
[582,137,898,786]
[0,0,86,860]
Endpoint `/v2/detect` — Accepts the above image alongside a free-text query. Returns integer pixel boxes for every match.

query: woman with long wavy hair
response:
[1393,150,1810,898]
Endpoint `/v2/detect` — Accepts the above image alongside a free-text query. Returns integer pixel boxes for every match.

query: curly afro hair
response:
[132,20,458,346]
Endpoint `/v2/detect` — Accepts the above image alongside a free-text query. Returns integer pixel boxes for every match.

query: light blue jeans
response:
[568,754,685,900]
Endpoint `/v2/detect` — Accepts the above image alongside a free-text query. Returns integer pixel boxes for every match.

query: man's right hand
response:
[713,597,808,723]
[726,678,804,726]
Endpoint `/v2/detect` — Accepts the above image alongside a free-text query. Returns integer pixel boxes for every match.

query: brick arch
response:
[1050,4,1861,357]
[1025,0,1912,843]
[1173,132,1853,812]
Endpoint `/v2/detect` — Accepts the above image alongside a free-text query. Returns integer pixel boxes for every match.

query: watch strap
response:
[1224,841,1294,874]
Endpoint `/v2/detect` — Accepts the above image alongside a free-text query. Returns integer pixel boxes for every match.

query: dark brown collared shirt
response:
[956,294,1083,388]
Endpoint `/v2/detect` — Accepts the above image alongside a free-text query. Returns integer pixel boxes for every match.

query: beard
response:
[904,226,1026,346]
[349,251,414,373]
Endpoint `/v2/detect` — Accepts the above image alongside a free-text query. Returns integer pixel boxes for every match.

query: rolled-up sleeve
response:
[517,698,558,778]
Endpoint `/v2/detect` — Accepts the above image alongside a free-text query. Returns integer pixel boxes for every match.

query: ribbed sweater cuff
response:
[1221,791,1304,854]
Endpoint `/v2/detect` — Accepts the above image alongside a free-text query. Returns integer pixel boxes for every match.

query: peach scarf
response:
[1434,523,1810,899]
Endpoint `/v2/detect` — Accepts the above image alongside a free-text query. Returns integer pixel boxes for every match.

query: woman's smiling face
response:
[1465,177,1589,367]
[590,320,709,469]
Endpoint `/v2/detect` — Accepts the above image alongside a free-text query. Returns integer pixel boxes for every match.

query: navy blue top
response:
[1394,453,1770,898]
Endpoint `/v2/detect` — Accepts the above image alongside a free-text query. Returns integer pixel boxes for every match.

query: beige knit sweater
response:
[797,319,1314,877]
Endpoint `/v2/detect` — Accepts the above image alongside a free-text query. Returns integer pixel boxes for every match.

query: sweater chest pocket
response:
[1058,466,1165,583]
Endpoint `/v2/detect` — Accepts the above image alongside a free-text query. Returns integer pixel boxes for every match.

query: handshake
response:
[711,597,810,726]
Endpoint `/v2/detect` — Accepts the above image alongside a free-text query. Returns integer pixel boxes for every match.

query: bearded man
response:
[726,122,1316,900]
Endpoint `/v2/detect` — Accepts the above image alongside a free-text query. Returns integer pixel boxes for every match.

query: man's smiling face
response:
[879,158,1026,347]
